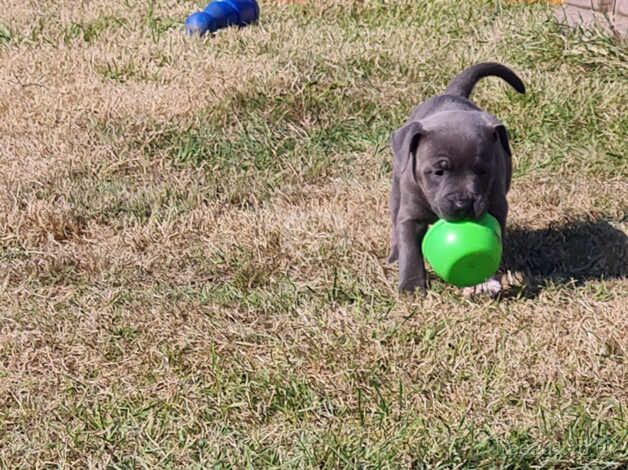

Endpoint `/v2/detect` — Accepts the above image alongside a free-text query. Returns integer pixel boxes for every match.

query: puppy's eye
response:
[433,161,449,176]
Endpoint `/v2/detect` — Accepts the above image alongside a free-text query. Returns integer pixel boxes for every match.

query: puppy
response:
[388,62,525,294]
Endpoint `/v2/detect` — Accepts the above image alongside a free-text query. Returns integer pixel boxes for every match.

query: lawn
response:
[0,0,627,467]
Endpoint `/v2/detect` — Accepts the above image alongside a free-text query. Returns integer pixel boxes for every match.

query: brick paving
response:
[556,0,628,35]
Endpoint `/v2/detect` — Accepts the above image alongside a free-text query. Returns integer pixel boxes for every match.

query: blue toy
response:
[185,0,260,36]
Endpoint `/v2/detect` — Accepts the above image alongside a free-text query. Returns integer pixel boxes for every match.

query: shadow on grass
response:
[502,218,627,298]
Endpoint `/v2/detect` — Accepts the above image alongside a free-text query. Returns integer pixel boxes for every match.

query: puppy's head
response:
[392,111,511,221]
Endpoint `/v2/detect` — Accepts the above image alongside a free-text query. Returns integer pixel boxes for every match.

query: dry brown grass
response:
[0,0,626,467]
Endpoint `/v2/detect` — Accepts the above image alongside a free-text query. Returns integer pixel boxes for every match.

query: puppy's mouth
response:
[440,212,482,222]
[436,199,487,222]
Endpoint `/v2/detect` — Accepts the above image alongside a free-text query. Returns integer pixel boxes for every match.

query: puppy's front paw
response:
[463,277,502,298]
[388,245,399,263]
[399,277,427,295]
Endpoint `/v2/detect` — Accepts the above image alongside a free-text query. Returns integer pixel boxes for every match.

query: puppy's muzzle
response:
[443,193,485,221]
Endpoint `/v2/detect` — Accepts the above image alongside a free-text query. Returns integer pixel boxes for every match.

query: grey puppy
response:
[388,62,525,294]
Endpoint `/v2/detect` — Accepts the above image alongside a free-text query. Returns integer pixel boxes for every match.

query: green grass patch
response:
[62,15,128,44]
[0,22,13,44]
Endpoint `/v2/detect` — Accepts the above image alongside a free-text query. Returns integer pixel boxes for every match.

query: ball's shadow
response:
[502,218,627,298]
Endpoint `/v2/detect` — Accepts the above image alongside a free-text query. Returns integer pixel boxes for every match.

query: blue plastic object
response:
[185,0,260,36]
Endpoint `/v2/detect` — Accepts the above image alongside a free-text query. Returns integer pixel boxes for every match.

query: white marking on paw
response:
[463,277,502,298]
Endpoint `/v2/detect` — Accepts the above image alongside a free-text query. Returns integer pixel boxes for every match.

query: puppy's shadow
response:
[502,218,627,298]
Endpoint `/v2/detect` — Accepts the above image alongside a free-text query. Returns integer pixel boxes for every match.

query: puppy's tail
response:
[444,62,525,98]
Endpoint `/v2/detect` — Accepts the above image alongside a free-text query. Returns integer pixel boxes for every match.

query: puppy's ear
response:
[493,124,512,156]
[491,123,513,192]
[390,121,424,183]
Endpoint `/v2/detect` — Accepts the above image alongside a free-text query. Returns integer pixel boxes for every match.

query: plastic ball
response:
[421,213,502,287]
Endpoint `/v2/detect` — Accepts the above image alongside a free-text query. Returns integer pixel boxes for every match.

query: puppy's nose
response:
[453,198,474,214]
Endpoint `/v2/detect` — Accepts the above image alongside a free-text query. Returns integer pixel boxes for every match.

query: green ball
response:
[421,213,502,287]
